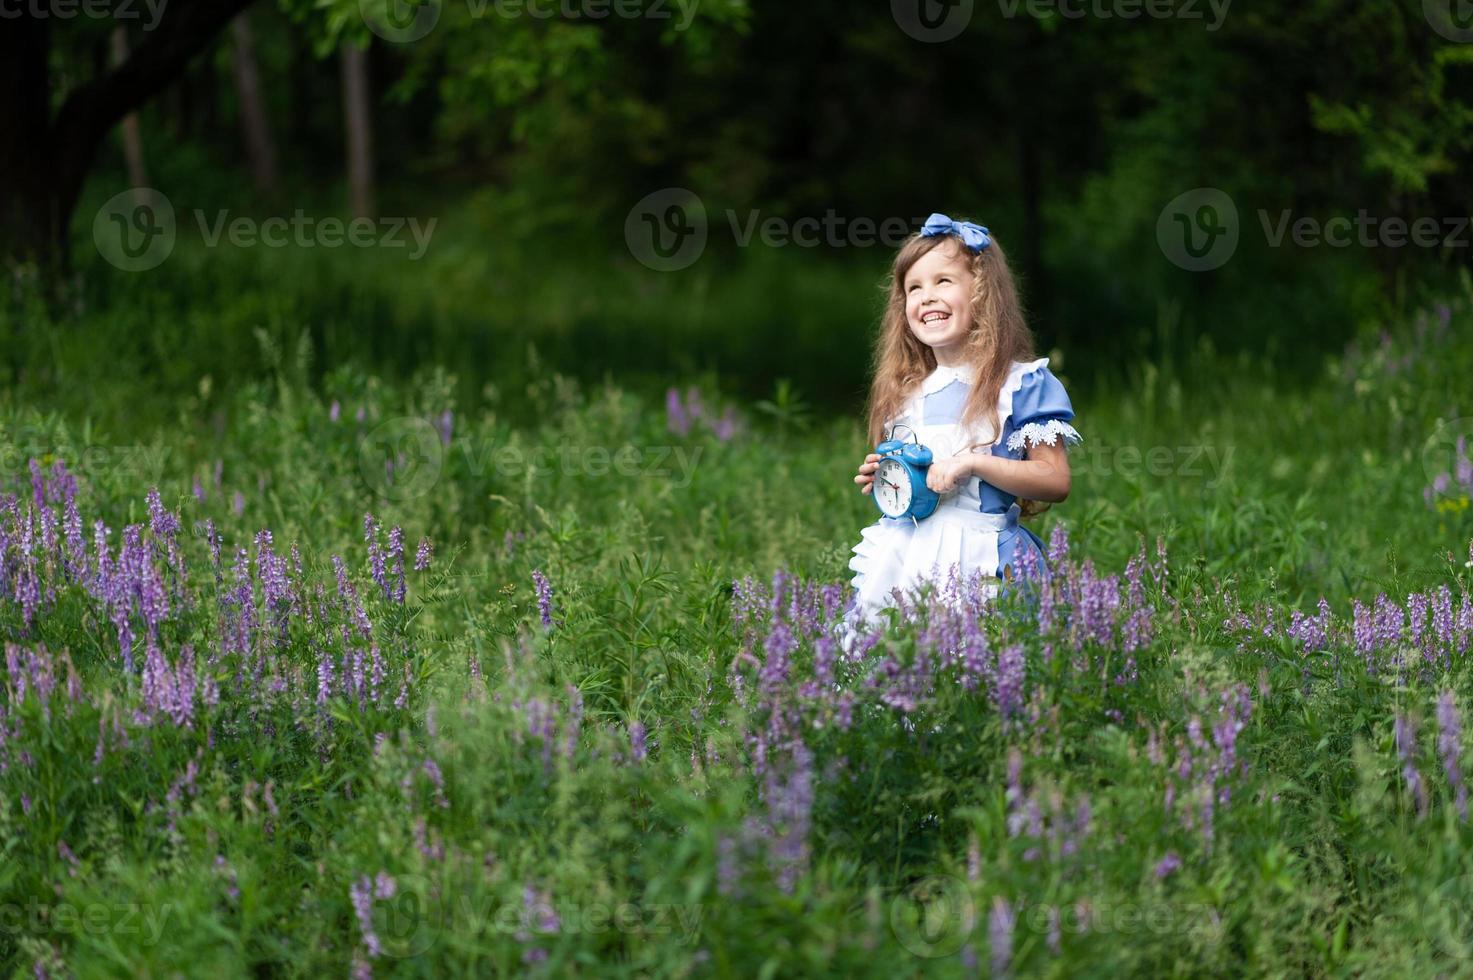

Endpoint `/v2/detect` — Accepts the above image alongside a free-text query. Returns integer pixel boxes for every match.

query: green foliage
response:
[2,249,1473,974]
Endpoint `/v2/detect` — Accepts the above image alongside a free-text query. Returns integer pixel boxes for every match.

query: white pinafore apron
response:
[844,408,1020,634]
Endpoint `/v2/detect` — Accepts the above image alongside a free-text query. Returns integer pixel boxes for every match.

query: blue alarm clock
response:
[872,426,940,522]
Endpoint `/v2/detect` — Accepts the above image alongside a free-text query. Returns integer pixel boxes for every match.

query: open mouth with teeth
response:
[919,311,951,325]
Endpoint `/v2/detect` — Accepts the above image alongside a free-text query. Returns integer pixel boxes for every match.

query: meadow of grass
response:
[3,239,1473,977]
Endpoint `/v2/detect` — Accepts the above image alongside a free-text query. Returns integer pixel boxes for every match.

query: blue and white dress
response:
[847,357,1082,625]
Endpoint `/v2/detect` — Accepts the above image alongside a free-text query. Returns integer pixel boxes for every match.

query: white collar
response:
[920,362,976,395]
[920,357,1050,397]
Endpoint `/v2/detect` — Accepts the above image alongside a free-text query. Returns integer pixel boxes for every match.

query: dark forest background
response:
[4,0,1472,418]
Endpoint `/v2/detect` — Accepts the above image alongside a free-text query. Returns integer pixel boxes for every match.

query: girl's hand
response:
[925,456,974,494]
[854,453,881,494]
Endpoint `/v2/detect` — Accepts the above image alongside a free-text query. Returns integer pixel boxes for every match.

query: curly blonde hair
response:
[864,227,1051,519]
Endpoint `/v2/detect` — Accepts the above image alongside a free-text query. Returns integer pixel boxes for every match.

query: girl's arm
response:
[969,443,1071,503]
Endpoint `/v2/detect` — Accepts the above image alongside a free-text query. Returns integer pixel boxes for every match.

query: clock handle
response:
[888,423,918,445]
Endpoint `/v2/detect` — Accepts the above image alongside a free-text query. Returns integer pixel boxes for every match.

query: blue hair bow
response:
[921,213,992,252]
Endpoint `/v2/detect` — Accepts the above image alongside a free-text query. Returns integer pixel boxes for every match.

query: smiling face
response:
[903,242,975,364]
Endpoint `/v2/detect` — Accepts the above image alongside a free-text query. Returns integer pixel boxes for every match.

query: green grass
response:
[1,239,1473,977]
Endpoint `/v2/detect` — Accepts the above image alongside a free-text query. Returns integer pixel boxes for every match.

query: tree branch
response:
[48,0,260,229]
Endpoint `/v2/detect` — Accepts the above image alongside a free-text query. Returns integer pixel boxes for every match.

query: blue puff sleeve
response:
[1004,366,1082,454]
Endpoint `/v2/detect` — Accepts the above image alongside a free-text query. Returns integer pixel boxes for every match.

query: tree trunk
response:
[231,10,281,198]
[0,16,58,267]
[341,43,375,220]
[111,27,150,189]
[0,1,258,274]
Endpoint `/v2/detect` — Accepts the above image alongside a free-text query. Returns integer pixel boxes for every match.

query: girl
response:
[846,213,1081,627]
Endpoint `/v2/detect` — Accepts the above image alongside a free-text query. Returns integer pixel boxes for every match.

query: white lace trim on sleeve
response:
[1006,419,1083,453]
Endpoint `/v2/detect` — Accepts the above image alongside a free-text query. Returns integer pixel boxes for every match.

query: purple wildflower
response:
[1409,593,1431,663]
[421,759,449,809]
[214,855,241,902]
[715,835,742,897]
[350,875,384,957]
[532,569,555,627]
[145,488,179,541]
[1438,691,1468,822]
[1395,713,1429,817]
[1047,522,1070,566]
[1374,595,1404,654]
[57,839,79,875]
[712,406,740,442]
[991,644,1025,721]
[762,743,814,892]
[564,685,583,760]
[28,459,43,510]
[629,721,647,764]
[989,897,1014,978]
[666,388,690,436]
[316,644,335,706]
[1433,587,1455,667]
[364,514,389,600]
[388,527,405,603]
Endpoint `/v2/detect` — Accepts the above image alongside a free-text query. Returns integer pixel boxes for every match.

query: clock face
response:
[874,458,912,517]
